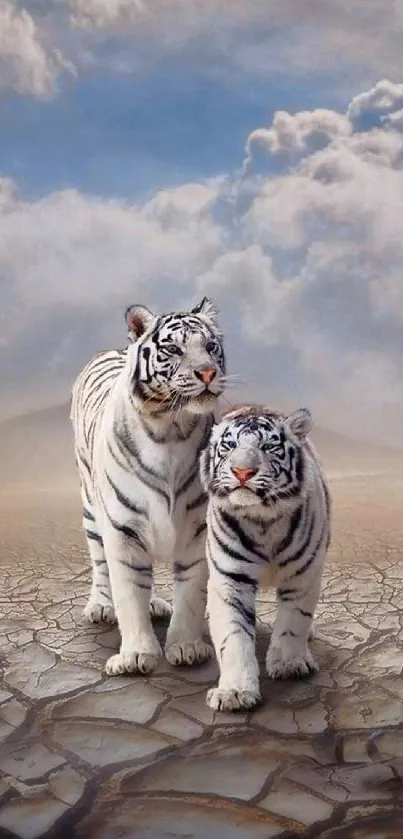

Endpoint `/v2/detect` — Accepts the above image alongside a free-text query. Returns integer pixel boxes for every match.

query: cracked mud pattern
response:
[1,475,403,838]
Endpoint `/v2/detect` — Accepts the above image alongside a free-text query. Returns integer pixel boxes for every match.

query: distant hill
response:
[0,402,403,490]
[0,403,76,489]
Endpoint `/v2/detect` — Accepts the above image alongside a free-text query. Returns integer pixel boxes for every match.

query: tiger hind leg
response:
[165,538,212,667]
[82,519,116,625]
[82,519,171,626]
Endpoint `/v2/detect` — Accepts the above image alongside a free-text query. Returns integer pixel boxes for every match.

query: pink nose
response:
[231,466,257,486]
[195,367,216,385]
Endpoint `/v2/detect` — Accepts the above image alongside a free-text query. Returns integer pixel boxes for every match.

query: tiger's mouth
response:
[227,486,262,509]
[193,389,220,402]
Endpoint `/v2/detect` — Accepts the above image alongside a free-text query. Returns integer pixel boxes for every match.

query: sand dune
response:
[0,402,402,490]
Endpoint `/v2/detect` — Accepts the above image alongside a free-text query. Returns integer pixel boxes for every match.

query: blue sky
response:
[1,0,403,445]
[0,51,353,201]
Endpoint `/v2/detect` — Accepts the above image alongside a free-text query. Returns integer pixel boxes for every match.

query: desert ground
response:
[1,405,403,838]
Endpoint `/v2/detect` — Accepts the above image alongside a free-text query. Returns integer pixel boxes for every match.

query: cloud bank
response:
[2,79,403,447]
[2,1,403,98]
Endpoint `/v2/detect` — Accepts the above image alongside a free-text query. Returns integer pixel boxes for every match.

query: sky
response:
[1,0,403,446]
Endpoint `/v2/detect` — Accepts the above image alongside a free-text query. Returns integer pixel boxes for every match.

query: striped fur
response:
[71,297,226,676]
[200,404,331,712]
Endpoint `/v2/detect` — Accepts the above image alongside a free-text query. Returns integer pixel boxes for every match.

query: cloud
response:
[64,0,403,82]
[347,79,403,128]
[244,110,351,166]
[206,81,403,444]
[5,0,403,99]
[0,176,224,410]
[0,0,75,97]
[3,79,403,446]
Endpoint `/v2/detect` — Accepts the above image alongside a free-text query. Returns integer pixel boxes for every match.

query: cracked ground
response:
[1,414,403,837]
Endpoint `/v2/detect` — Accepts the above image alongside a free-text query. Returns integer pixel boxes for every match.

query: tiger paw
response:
[266,645,318,680]
[149,596,172,620]
[105,645,162,676]
[165,639,213,666]
[266,621,315,641]
[207,686,261,712]
[83,600,116,625]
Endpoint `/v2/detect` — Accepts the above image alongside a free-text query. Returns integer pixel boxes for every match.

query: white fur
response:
[71,300,225,675]
[200,406,331,712]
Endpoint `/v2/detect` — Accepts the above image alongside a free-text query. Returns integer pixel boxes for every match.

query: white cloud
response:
[3,2,403,98]
[244,110,351,169]
[0,0,75,97]
[207,81,403,443]
[3,79,403,445]
[0,178,223,365]
[347,79,403,126]
[64,0,403,83]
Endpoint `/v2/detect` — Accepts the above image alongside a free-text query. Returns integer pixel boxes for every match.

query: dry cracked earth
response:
[1,440,403,837]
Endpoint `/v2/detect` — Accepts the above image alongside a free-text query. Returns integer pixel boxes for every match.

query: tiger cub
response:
[200,404,331,712]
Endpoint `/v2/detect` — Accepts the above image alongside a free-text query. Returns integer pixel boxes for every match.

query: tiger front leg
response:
[103,528,162,676]
[165,535,212,667]
[266,576,322,680]
[206,565,261,713]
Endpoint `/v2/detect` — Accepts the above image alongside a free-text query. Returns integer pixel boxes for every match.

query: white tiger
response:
[200,403,331,712]
[70,297,226,676]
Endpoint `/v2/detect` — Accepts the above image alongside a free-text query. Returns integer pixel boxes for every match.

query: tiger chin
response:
[200,403,331,713]
[71,297,226,677]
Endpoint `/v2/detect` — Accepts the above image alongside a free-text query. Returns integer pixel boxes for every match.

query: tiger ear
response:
[284,408,312,442]
[125,305,155,341]
[191,297,219,327]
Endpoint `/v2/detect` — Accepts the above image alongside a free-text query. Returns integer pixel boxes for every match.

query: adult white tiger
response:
[70,297,225,676]
[200,403,331,712]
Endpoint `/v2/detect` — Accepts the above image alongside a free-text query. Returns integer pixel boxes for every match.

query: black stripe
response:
[297,607,313,618]
[277,515,315,568]
[114,419,171,508]
[82,364,123,410]
[219,509,268,562]
[274,504,303,555]
[107,437,133,473]
[111,433,171,509]
[105,470,147,517]
[230,618,254,641]
[194,522,207,539]
[225,594,256,628]
[106,512,147,552]
[278,587,298,601]
[211,523,256,566]
[186,491,207,512]
[219,628,243,656]
[173,557,204,575]
[210,553,257,587]
[117,558,152,574]
[85,530,103,546]
[290,522,328,578]
[176,465,199,499]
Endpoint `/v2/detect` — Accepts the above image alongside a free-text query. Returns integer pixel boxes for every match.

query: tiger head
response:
[125,297,226,416]
[200,404,313,512]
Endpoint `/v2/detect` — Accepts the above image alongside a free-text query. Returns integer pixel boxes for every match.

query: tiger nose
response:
[231,466,257,485]
[194,367,216,385]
